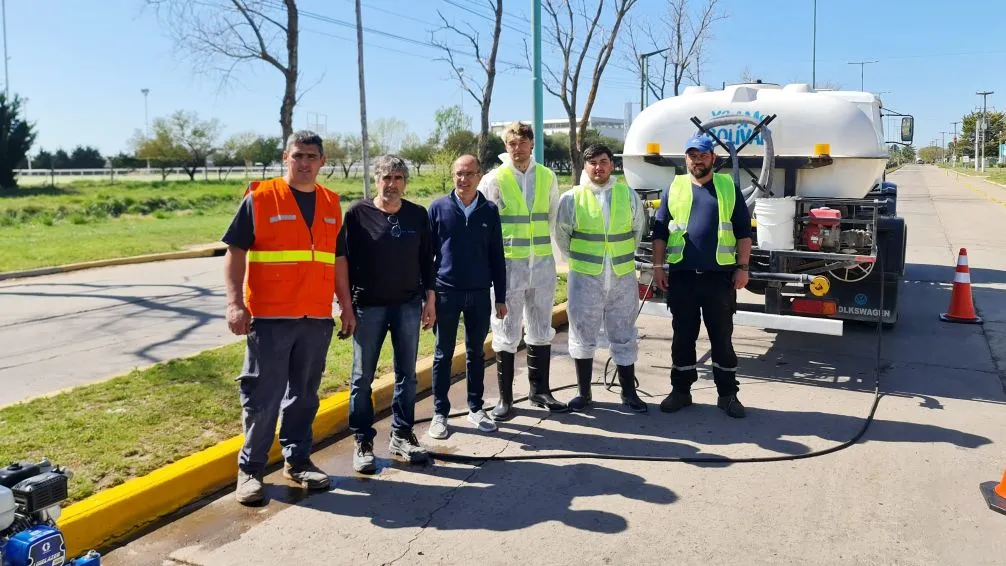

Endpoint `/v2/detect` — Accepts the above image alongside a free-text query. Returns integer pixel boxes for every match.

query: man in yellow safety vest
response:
[554,144,648,413]
[650,133,753,418]
[477,121,568,418]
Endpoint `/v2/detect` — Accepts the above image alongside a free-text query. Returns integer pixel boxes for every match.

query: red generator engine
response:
[802,207,842,252]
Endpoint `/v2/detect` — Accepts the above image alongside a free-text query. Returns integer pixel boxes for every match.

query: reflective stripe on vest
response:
[665,173,737,266]
[569,183,636,276]
[244,178,342,318]
[497,164,553,259]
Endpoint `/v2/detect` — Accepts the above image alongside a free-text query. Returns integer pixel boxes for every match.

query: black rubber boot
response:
[567,358,594,411]
[617,364,648,413]
[527,345,569,413]
[491,351,516,421]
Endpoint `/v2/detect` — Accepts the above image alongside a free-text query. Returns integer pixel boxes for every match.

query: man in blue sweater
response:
[426,154,508,439]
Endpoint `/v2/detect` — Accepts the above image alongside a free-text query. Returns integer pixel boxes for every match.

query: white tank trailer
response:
[625,82,914,333]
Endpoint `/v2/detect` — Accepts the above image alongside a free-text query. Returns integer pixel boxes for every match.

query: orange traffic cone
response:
[940,248,983,324]
[980,469,1006,516]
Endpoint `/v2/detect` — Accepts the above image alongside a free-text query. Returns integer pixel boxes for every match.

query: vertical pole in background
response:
[356,0,371,199]
[532,0,544,164]
[141,88,150,171]
[2,0,8,99]
[639,54,644,111]
[812,0,816,89]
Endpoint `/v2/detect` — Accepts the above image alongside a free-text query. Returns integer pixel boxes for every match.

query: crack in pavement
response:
[383,413,552,566]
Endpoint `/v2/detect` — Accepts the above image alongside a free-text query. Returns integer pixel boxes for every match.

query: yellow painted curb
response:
[57,302,570,556]
[0,244,228,281]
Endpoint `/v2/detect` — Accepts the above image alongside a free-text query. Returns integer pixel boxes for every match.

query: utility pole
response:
[940,131,950,164]
[355,0,371,198]
[812,0,817,89]
[847,60,878,91]
[951,121,959,165]
[532,0,543,164]
[977,90,993,172]
[2,0,8,99]
[141,88,150,171]
[640,48,670,108]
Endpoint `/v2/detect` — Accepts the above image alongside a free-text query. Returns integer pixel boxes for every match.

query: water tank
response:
[623,83,888,199]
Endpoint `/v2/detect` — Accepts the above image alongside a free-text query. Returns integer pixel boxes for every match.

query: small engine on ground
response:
[1,460,101,566]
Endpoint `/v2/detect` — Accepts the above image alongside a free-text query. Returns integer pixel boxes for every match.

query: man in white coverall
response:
[478,121,569,419]
[554,143,648,413]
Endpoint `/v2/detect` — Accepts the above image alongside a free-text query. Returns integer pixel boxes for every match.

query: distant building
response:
[490,117,626,140]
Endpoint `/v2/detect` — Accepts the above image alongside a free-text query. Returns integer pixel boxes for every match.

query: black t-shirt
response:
[336,199,434,307]
[221,189,317,250]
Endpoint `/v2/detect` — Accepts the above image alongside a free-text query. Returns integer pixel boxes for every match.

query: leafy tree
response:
[400,135,435,175]
[224,132,281,177]
[956,110,1005,161]
[443,130,478,157]
[109,152,146,169]
[431,105,472,146]
[133,110,222,181]
[0,93,36,189]
[69,145,105,169]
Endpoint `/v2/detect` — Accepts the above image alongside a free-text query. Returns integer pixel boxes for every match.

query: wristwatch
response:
[736,264,749,271]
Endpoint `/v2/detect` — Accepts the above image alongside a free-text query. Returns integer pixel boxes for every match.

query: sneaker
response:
[717,395,746,418]
[467,409,498,433]
[427,414,449,439]
[659,391,693,413]
[353,440,377,474]
[283,459,331,490]
[389,430,431,464]
[235,470,264,505]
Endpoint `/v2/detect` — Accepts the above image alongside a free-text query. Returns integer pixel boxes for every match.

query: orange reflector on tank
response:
[791,298,837,316]
[814,143,831,156]
[646,142,661,154]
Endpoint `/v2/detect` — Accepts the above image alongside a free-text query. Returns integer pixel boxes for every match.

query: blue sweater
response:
[428,192,507,303]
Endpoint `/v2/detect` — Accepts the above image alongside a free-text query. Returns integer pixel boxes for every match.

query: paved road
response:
[101,165,1006,565]
[0,257,236,407]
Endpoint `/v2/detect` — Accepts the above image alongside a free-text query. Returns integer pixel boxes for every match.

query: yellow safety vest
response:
[665,173,737,266]
[569,182,636,276]
[497,164,553,259]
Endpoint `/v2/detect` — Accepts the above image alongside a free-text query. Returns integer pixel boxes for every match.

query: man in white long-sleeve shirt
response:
[553,143,648,413]
[477,121,569,419]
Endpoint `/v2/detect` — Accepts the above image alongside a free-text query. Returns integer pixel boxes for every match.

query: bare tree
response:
[430,0,504,172]
[621,0,724,101]
[534,0,639,182]
[146,0,300,142]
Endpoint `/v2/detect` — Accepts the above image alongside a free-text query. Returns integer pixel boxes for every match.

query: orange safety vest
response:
[244,178,342,319]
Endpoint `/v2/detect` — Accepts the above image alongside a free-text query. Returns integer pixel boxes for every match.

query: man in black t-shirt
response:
[335,154,436,473]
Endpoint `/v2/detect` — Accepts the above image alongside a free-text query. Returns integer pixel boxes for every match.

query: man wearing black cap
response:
[649,133,752,418]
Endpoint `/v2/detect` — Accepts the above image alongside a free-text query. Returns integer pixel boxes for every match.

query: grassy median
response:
[0,276,567,504]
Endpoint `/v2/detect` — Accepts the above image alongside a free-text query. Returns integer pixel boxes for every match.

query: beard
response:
[688,163,711,178]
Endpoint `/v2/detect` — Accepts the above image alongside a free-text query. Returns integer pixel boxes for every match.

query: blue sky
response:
[9,0,1005,156]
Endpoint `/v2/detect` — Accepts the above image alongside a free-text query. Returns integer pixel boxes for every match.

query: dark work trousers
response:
[237,317,335,475]
[666,270,740,396]
[432,288,492,416]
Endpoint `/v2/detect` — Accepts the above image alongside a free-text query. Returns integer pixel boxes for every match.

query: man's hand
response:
[339,308,357,339]
[733,267,750,290]
[227,302,251,335]
[494,302,508,319]
[422,299,437,330]
[651,268,668,292]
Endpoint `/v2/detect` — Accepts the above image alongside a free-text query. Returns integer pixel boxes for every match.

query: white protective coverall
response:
[554,174,646,366]
[478,154,561,354]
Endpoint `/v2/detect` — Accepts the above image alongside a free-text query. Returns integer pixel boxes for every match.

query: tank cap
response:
[813,143,831,156]
[646,143,661,155]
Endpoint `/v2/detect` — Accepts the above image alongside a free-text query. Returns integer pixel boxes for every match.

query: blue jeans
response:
[349,297,422,442]
[238,318,334,475]
[432,288,492,417]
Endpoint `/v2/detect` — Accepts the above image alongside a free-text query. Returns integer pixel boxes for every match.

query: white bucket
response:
[754,197,796,250]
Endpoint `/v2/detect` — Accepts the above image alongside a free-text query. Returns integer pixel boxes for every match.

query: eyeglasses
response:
[387,214,401,238]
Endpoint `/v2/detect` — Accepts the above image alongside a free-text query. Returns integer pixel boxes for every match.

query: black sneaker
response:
[659,391,693,413]
[717,395,746,418]
[389,430,430,464]
[353,440,377,474]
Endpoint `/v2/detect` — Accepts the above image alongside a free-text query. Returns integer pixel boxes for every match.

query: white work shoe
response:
[427,414,449,439]
[467,409,498,433]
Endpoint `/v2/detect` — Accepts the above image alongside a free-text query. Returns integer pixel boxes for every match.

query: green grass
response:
[0,275,568,504]
[0,174,578,272]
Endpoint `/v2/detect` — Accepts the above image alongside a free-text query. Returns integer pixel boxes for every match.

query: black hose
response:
[424,255,887,465]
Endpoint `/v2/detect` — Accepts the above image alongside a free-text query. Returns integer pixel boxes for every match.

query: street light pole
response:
[141,88,150,171]
[977,90,993,172]
[847,60,878,91]
[951,121,959,165]
[812,0,816,89]
[640,47,670,108]
[2,0,9,99]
